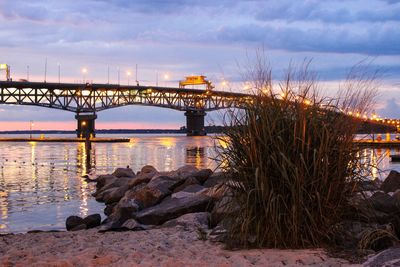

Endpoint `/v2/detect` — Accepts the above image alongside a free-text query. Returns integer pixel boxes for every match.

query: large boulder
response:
[93,177,131,199]
[83,214,101,229]
[161,212,209,229]
[128,165,158,188]
[103,185,130,204]
[174,165,199,179]
[121,219,150,231]
[364,247,400,266]
[104,202,117,216]
[193,169,213,184]
[203,172,227,188]
[369,192,400,214]
[171,184,206,199]
[127,175,186,209]
[135,194,213,225]
[210,195,239,227]
[330,220,397,251]
[66,216,85,231]
[96,174,117,190]
[173,176,200,193]
[355,180,380,192]
[380,170,400,193]
[112,167,135,178]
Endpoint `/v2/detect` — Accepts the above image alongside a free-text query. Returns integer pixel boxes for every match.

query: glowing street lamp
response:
[163,73,169,86]
[81,67,88,83]
[127,71,132,85]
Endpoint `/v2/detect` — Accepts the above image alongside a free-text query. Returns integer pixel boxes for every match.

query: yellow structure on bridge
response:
[179,75,214,91]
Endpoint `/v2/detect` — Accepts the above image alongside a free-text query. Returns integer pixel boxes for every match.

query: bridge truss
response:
[0,81,250,113]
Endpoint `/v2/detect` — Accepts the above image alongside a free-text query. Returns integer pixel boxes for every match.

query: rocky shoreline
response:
[67,165,227,238]
[2,165,400,266]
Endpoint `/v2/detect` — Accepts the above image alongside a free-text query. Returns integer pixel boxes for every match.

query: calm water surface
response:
[0,134,218,233]
[1,133,400,233]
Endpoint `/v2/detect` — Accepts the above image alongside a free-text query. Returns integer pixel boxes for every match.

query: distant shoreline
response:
[0,126,229,135]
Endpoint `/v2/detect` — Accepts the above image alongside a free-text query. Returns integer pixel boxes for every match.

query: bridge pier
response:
[75,114,97,138]
[185,110,206,136]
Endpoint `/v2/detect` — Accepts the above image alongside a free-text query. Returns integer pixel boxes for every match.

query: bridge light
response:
[163,74,169,80]
[81,121,87,126]
[127,71,132,85]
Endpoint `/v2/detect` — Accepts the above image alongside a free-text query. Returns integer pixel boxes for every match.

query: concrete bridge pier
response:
[185,110,206,136]
[75,114,97,138]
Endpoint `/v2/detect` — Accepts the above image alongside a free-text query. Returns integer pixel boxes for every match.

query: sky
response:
[0,0,399,130]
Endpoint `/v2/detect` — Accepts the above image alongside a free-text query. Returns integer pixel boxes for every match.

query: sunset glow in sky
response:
[0,0,399,130]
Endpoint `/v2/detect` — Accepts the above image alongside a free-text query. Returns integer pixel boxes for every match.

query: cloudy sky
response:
[0,0,399,130]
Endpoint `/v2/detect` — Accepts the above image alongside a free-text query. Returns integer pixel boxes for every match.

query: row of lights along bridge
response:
[0,63,232,89]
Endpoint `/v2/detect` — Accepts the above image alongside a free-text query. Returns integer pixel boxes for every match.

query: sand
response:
[0,226,360,267]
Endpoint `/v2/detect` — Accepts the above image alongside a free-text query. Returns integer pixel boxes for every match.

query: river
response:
[1,134,400,233]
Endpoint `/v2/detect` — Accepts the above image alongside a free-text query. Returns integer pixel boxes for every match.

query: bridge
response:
[0,81,251,136]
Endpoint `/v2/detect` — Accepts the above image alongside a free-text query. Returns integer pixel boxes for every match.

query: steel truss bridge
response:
[0,81,251,136]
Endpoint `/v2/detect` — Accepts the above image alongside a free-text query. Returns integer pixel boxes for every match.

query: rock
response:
[356,180,380,192]
[175,165,198,179]
[369,192,400,214]
[121,219,148,231]
[171,184,206,199]
[161,212,209,229]
[393,189,400,201]
[208,223,228,243]
[112,167,135,178]
[98,218,123,232]
[83,214,101,229]
[331,220,398,251]
[70,224,87,231]
[202,184,230,200]
[380,170,400,193]
[93,177,132,197]
[203,172,227,188]
[128,186,166,209]
[103,185,130,204]
[193,169,213,183]
[128,166,158,188]
[135,194,213,225]
[210,195,239,227]
[104,203,117,216]
[140,165,158,174]
[364,247,400,267]
[173,177,200,193]
[96,174,117,190]
[127,175,187,210]
[66,216,85,231]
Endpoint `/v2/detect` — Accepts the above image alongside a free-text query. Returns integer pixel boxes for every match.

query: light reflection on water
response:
[0,134,217,233]
[1,133,400,233]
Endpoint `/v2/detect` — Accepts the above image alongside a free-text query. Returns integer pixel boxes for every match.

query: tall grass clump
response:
[216,55,378,249]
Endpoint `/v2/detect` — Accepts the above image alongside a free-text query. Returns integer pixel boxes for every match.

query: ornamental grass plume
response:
[216,54,378,249]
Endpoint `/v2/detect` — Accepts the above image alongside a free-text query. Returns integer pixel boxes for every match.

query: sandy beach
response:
[0,226,358,267]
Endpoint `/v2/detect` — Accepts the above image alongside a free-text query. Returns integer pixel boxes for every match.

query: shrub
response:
[216,56,377,249]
